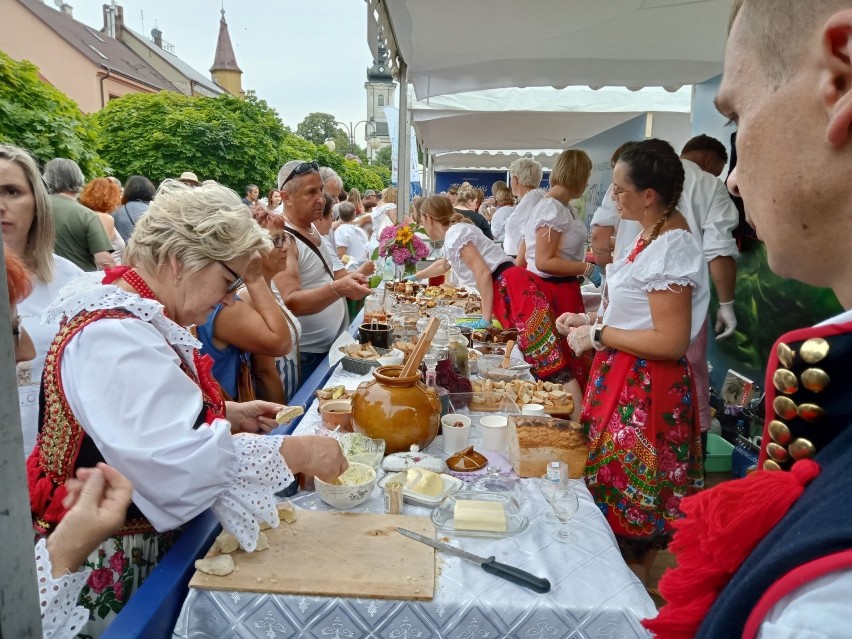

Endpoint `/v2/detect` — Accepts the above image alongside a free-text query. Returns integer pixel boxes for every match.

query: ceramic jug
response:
[351,365,441,454]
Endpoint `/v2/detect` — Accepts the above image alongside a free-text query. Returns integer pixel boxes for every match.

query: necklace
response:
[122,269,158,300]
[627,237,649,263]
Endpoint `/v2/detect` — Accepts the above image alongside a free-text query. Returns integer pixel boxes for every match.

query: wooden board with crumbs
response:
[189,511,436,600]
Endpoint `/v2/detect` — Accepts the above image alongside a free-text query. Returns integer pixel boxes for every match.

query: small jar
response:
[363,293,390,325]
[447,326,470,378]
[391,303,419,342]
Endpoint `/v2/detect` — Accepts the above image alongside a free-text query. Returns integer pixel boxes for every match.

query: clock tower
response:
[365,33,396,154]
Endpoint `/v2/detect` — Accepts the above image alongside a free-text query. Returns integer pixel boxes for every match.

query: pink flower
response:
[108,550,127,574]
[614,427,636,449]
[659,446,678,472]
[671,465,688,486]
[665,494,681,513]
[630,406,648,428]
[88,567,114,594]
[113,577,124,601]
[595,465,612,484]
[611,468,629,491]
[626,507,645,524]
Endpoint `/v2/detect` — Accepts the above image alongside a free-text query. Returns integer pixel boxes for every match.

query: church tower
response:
[210,9,243,97]
[365,33,396,152]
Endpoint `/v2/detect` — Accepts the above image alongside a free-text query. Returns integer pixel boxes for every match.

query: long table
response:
[171,364,657,638]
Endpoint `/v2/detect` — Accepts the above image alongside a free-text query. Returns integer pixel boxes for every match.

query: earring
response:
[174,274,183,286]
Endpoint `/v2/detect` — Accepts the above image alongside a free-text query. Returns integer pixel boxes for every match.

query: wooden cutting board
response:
[189,511,436,600]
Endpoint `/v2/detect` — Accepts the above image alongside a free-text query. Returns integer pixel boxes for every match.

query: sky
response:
[73,0,377,132]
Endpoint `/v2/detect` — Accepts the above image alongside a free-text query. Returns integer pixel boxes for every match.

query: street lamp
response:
[331,118,382,162]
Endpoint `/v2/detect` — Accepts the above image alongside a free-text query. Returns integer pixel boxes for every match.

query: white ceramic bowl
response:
[315,462,377,509]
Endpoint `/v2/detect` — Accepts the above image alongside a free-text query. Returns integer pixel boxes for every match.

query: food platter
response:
[469,379,575,415]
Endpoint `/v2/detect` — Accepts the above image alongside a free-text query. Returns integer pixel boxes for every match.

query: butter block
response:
[453,500,507,532]
[404,468,445,497]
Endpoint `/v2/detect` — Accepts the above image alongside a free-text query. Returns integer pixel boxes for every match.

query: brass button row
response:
[764,337,830,471]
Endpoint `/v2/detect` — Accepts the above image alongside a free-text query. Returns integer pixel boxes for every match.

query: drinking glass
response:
[548,488,579,543]
[539,473,568,523]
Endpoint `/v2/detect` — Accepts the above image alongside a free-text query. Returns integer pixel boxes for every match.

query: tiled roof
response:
[18,0,177,91]
[122,26,224,97]
[210,9,241,73]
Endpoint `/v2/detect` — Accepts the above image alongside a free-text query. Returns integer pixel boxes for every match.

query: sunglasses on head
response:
[280,161,319,188]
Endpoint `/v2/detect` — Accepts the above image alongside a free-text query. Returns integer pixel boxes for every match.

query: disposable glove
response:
[715,301,737,340]
[567,324,595,356]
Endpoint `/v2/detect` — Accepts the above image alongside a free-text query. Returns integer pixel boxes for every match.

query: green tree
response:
[277,132,385,192]
[374,145,392,170]
[295,112,339,146]
[0,51,105,177]
[91,91,285,191]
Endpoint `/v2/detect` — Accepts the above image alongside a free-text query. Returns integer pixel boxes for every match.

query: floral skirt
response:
[527,273,591,388]
[73,530,177,638]
[583,349,703,544]
[492,266,568,380]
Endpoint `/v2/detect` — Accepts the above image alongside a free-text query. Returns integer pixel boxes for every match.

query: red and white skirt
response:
[583,348,704,540]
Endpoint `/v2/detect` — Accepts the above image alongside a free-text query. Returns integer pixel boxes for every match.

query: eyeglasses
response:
[280,161,319,188]
[220,262,244,294]
[612,186,638,197]
[271,234,291,248]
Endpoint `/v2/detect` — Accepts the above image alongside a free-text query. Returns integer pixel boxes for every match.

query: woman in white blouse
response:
[517,149,595,388]
[0,145,83,456]
[26,179,346,635]
[413,196,576,399]
[557,139,707,588]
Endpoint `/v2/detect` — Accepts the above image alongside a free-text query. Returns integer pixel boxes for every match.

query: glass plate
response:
[430,490,529,538]
[378,472,463,508]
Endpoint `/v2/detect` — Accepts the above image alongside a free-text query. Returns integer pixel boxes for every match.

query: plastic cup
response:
[479,415,508,453]
[521,404,545,416]
[441,413,471,454]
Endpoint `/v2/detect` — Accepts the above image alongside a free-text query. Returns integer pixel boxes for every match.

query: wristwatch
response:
[592,325,605,351]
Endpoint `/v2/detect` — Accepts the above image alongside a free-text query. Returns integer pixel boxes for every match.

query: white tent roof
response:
[370,0,733,99]
[429,110,693,171]
[412,86,692,154]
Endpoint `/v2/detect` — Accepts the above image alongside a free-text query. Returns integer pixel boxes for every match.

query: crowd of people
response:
[5,1,852,632]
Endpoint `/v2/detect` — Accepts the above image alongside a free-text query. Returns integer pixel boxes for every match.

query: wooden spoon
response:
[500,339,516,368]
[400,316,441,378]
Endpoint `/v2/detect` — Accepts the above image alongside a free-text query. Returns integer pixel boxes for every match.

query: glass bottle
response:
[447,326,470,378]
[391,303,419,343]
[430,326,450,362]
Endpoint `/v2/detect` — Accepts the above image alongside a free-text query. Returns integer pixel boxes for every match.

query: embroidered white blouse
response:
[602,229,709,341]
[442,223,511,289]
[42,274,293,550]
[523,197,587,279]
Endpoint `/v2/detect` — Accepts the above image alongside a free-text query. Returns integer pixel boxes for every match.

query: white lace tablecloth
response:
[172,366,656,639]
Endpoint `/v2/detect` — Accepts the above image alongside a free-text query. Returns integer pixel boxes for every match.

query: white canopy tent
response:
[368,0,732,98]
[429,110,693,172]
[368,0,733,203]
[412,86,692,157]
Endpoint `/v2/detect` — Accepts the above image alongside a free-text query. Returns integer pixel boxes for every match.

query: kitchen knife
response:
[395,527,551,593]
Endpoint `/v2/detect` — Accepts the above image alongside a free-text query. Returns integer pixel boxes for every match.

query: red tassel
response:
[642,459,820,638]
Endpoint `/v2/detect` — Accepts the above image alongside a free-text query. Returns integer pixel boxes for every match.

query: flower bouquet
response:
[377,224,431,277]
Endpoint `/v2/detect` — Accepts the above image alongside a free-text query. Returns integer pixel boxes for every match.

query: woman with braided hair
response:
[556,138,708,586]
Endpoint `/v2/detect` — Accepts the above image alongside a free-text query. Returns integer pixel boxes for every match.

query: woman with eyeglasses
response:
[557,139,707,588]
[241,208,302,403]
[26,179,347,634]
[194,202,294,402]
[0,144,84,456]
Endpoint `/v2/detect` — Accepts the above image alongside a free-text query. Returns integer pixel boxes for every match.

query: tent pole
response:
[397,61,410,219]
[0,240,43,638]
